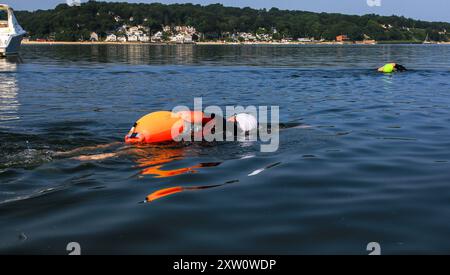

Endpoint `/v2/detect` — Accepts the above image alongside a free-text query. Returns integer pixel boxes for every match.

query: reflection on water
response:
[119,44,195,64]
[81,44,196,64]
[63,138,279,203]
[0,58,20,123]
[126,143,239,203]
[135,146,221,178]
[145,180,238,203]
[381,73,394,90]
[67,143,227,201]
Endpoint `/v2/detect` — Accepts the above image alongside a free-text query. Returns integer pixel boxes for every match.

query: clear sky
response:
[4,0,450,23]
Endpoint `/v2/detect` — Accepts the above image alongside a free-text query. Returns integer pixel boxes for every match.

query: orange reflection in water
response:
[132,145,220,178]
[146,186,184,202]
[145,180,238,203]
[128,145,234,203]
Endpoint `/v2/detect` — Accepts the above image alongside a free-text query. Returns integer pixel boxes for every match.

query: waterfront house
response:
[170,33,185,43]
[117,35,127,42]
[256,33,272,42]
[168,33,193,44]
[336,35,349,42]
[125,25,150,42]
[298,37,313,42]
[90,32,99,42]
[127,34,139,42]
[127,26,141,36]
[151,31,163,42]
[105,34,117,42]
[183,34,193,43]
[238,32,256,42]
[174,25,196,35]
[139,34,150,42]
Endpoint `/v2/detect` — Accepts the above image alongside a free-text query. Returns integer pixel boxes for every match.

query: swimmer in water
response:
[57,111,308,161]
[53,111,310,202]
[124,111,270,145]
[378,63,408,73]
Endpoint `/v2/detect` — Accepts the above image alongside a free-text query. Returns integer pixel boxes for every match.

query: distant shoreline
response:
[22,41,358,46]
[22,41,450,46]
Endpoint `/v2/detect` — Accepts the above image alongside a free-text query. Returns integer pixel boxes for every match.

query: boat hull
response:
[0,33,24,57]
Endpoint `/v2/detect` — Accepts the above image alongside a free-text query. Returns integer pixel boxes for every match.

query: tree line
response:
[14,1,450,42]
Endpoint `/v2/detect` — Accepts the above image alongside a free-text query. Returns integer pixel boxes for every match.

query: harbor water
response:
[1,44,450,254]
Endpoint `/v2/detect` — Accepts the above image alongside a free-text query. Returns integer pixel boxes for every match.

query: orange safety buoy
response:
[125,111,184,144]
[125,110,214,144]
[177,110,206,124]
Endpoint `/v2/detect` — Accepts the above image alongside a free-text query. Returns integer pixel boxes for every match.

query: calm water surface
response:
[1,44,450,254]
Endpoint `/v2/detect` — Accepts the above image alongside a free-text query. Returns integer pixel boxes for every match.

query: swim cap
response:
[235,113,258,132]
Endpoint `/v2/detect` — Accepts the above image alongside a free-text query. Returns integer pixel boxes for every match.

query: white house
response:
[90,32,99,42]
[105,34,117,42]
[281,37,293,43]
[169,33,194,44]
[298,37,313,42]
[183,34,193,43]
[170,33,184,43]
[127,26,140,35]
[174,25,197,35]
[117,36,127,42]
[125,26,150,42]
[238,32,256,42]
[256,33,272,41]
[139,34,150,42]
[128,34,139,42]
[151,31,164,42]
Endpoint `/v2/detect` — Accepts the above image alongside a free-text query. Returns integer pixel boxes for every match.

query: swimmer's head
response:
[378,63,396,73]
[228,113,258,133]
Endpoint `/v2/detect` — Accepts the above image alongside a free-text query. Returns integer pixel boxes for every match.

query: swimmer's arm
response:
[73,152,118,161]
[73,146,147,161]
[283,123,313,129]
[53,142,122,158]
[260,122,313,131]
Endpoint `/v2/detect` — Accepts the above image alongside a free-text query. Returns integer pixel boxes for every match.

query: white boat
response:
[0,4,26,57]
